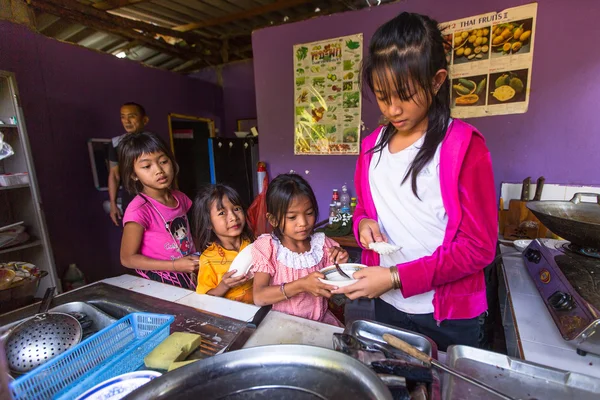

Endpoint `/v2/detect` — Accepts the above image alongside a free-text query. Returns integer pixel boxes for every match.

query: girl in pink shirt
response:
[332,13,497,350]
[251,174,349,326]
[119,132,198,289]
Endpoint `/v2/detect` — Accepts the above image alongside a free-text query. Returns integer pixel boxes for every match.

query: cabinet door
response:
[171,120,212,200]
[210,138,258,208]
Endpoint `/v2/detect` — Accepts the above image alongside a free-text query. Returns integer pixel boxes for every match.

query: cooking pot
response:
[124,345,392,400]
[527,193,600,249]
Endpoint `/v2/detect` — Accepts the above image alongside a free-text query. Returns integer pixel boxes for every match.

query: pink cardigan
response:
[353,119,497,322]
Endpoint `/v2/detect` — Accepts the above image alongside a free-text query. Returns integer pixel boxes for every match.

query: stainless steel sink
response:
[0,301,115,336]
[0,282,248,359]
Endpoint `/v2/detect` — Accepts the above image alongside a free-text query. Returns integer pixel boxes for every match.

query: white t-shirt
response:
[369,128,448,314]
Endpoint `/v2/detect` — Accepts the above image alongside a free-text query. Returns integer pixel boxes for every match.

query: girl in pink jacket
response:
[332,12,498,350]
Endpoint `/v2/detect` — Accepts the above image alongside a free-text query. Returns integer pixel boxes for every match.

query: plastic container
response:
[62,263,87,292]
[10,312,174,400]
[340,185,351,214]
[0,173,29,187]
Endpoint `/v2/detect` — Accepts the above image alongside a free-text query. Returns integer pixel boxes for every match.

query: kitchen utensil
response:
[383,334,516,400]
[498,197,507,234]
[525,176,548,238]
[0,269,15,290]
[227,305,271,351]
[227,243,253,278]
[335,262,351,279]
[319,263,366,287]
[513,239,532,252]
[527,192,600,249]
[0,336,12,400]
[443,345,600,400]
[75,370,162,400]
[10,313,173,400]
[5,287,82,374]
[122,345,393,400]
[368,242,401,255]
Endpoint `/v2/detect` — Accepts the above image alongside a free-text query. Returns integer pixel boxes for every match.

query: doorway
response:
[168,113,215,201]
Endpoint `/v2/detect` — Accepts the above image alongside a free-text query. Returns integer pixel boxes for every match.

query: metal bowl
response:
[124,345,392,400]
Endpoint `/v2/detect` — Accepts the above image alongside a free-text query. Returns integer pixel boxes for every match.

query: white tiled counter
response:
[101,275,343,349]
[499,246,600,378]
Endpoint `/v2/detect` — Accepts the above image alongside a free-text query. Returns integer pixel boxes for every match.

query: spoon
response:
[334,263,351,279]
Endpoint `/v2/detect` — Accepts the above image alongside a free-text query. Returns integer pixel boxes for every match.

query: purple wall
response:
[0,20,224,282]
[252,0,600,217]
[191,60,257,137]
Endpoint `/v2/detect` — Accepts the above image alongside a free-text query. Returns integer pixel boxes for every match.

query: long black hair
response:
[117,131,179,194]
[266,173,319,240]
[363,12,451,198]
[193,184,254,251]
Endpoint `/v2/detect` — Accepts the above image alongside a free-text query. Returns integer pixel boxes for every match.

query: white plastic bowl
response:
[234,131,249,138]
[319,263,366,287]
[514,239,533,252]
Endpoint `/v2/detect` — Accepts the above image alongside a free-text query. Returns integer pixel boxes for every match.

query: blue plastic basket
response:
[10,312,174,400]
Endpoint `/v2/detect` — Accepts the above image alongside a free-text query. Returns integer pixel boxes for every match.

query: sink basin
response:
[0,282,248,359]
[0,302,115,338]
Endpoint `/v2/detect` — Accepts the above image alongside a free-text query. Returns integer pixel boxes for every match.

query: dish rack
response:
[10,312,174,400]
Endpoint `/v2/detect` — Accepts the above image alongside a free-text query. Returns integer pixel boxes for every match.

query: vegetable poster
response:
[441,3,537,118]
[293,34,363,155]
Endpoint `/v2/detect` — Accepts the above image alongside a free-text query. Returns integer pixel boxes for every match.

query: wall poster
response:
[442,3,537,118]
[293,33,363,155]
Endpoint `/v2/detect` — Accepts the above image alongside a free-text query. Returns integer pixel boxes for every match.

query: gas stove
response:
[523,239,600,357]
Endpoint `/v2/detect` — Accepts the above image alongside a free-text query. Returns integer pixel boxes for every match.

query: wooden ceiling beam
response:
[28,0,202,61]
[172,0,313,32]
[92,0,150,11]
[28,0,219,51]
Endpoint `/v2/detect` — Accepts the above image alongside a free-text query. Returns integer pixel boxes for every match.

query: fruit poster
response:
[293,34,363,155]
[441,3,537,118]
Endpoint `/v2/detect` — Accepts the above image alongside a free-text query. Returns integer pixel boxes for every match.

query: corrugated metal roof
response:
[28,0,395,74]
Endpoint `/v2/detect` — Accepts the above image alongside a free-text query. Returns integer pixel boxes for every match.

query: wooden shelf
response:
[0,183,29,191]
[0,239,42,255]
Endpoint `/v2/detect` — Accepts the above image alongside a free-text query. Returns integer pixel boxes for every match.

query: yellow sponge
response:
[168,359,199,372]
[144,332,202,370]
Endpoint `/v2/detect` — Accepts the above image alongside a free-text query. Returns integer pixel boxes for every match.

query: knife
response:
[520,177,531,201]
[227,305,272,351]
[532,176,545,201]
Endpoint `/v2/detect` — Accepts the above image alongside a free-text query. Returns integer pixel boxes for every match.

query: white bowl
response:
[75,371,162,400]
[234,131,250,138]
[514,239,533,252]
[227,243,253,278]
[318,263,366,287]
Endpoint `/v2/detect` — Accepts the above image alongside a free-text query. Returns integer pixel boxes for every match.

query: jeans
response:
[374,298,481,351]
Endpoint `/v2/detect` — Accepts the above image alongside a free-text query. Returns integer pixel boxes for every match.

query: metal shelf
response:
[0,183,30,191]
[0,239,42,255]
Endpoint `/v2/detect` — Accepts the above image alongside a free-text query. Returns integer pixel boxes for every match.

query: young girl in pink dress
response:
[251,173,349,326]
[119,132,198,289]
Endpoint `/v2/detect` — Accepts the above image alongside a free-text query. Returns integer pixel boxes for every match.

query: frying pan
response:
[526,193,600,249]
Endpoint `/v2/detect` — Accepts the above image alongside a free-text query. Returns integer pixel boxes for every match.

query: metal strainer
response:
[5,287,82,374]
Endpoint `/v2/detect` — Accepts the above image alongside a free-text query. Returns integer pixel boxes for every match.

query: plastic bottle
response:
[257,162,267,194]
[63,263,86,292]
[350,197,357,215]
[331,189,339,204]
[340,185,351,214]
[328,204,337,225]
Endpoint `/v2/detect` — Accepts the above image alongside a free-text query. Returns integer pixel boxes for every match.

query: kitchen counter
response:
[100,274,343,349]
[499,245,600,378]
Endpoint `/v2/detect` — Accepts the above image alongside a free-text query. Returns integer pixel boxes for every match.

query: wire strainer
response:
[5,287,82,375]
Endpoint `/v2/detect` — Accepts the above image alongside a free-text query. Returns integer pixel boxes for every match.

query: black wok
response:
[527,193,600,249]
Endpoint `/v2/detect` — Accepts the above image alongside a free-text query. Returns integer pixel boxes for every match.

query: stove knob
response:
[548,291,575,311]
[524,248,541,263]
